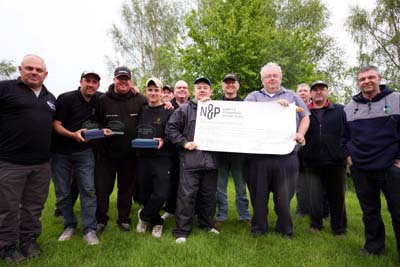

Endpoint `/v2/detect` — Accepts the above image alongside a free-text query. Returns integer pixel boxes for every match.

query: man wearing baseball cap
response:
[94,66,147,233]
[166,76,219,243]
[214,74,251,229]
[302,80,347,236]
[162,85,174,103]
[52,70,103,245]
[135,77,174,238]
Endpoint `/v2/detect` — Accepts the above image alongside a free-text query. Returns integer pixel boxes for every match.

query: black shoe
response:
[118,222,131,232]
[96,223,107,234]
[20,239,41,258]
[1,246,26,263]
[359,248,384,256]
[250,231,265,237]
[54,208,62,217]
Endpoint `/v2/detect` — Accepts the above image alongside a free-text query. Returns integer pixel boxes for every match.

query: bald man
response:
[0,55,56,263]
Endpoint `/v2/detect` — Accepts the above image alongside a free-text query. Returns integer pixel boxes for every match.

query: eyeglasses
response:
[262,74,280,79]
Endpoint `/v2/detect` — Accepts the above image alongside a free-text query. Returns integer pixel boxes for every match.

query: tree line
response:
[2,0,399,104]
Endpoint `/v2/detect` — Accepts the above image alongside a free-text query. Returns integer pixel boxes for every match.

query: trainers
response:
[83,231,99,245]
[161,212,174,220]
[20,239,41,258]
[58,227,75,241]
[175,237,187,244]
[1,246,26,263]
[152,225,163,238]
[209,228,220,235]
[136,209,147,233]
[96,223,106,234]
[118,222,131,232]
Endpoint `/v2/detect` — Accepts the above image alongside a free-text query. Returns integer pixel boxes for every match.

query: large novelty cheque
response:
[194,101,297,155]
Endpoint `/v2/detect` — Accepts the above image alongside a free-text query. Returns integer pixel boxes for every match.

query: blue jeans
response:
[216,155,250,221]
[51,149,97,234]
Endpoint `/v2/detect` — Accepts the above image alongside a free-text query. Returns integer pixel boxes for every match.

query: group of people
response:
[0,54,399,263]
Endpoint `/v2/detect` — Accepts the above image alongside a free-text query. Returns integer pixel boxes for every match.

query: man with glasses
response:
[245,62,309,238]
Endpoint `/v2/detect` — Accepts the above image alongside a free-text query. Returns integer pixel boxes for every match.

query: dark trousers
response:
[0,160,51,249]
[173,169,218,238]
[306,165,347,234]
[247,154,298,236]
[95,154,136,225]
[163,155,180,214]
[351,166,400,254]
[296,170,309,215]
[136,157,172,227]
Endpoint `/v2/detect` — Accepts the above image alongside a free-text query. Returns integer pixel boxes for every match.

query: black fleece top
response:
[94,84,147,159]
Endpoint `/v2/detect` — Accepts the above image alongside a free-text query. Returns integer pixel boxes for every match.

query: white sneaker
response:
[136,209,147,233]
[83,230,99,245]
[175,237,187,244]
[161,212,174,220]
[152,225,163,238]
[209,228,220,235]
[58,227,75,241]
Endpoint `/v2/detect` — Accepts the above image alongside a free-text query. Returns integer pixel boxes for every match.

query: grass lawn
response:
[11,179,399,267]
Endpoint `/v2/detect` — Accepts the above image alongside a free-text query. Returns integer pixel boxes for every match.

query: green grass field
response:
[9,179,399,267]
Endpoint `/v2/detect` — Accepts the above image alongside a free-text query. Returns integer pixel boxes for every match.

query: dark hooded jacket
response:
[95,84,147,159]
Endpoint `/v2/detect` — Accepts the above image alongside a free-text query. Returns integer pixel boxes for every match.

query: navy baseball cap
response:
[194,76,211,86]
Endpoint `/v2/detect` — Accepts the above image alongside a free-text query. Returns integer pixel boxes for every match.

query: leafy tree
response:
[0,60,17,80]
[346,0,400,88]
[180,0,345,98]
[107,0,186,87]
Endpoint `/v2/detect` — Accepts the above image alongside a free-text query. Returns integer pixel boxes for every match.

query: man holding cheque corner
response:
[244,62,309,238]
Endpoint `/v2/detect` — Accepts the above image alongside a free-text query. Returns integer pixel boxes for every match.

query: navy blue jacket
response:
[166,99,218,171]
[303,101,346,167]
[342,85,400,171]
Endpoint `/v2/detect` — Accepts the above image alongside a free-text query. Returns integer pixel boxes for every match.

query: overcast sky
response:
[0,0,375,97]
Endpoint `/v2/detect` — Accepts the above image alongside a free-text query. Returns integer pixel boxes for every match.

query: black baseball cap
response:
[163,85,173,92]
[114,66,131,79]
[223,73,239,82]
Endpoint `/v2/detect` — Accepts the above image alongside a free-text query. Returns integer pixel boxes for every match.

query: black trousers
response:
[351,166,400,254]
[306,165,347,234]
[173,169,218,238]
[247,154,298,236]
[163,155,180,214]
[136,157,172,227]
[95,154,136,225]
[0,160,51,249]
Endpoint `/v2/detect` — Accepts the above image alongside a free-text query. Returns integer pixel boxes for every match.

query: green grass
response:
[9,179,399,267]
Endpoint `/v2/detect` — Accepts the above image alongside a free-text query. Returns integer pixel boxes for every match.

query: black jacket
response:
[303,101,346,167]
[165,99,218,171]
[95,84,147,159]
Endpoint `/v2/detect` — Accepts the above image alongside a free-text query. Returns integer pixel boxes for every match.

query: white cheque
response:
[194,100,297,155]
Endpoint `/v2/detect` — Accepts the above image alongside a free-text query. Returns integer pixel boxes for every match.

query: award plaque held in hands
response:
[132,124,158,148]
[82,129,105,141]
[131,138,159,148]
